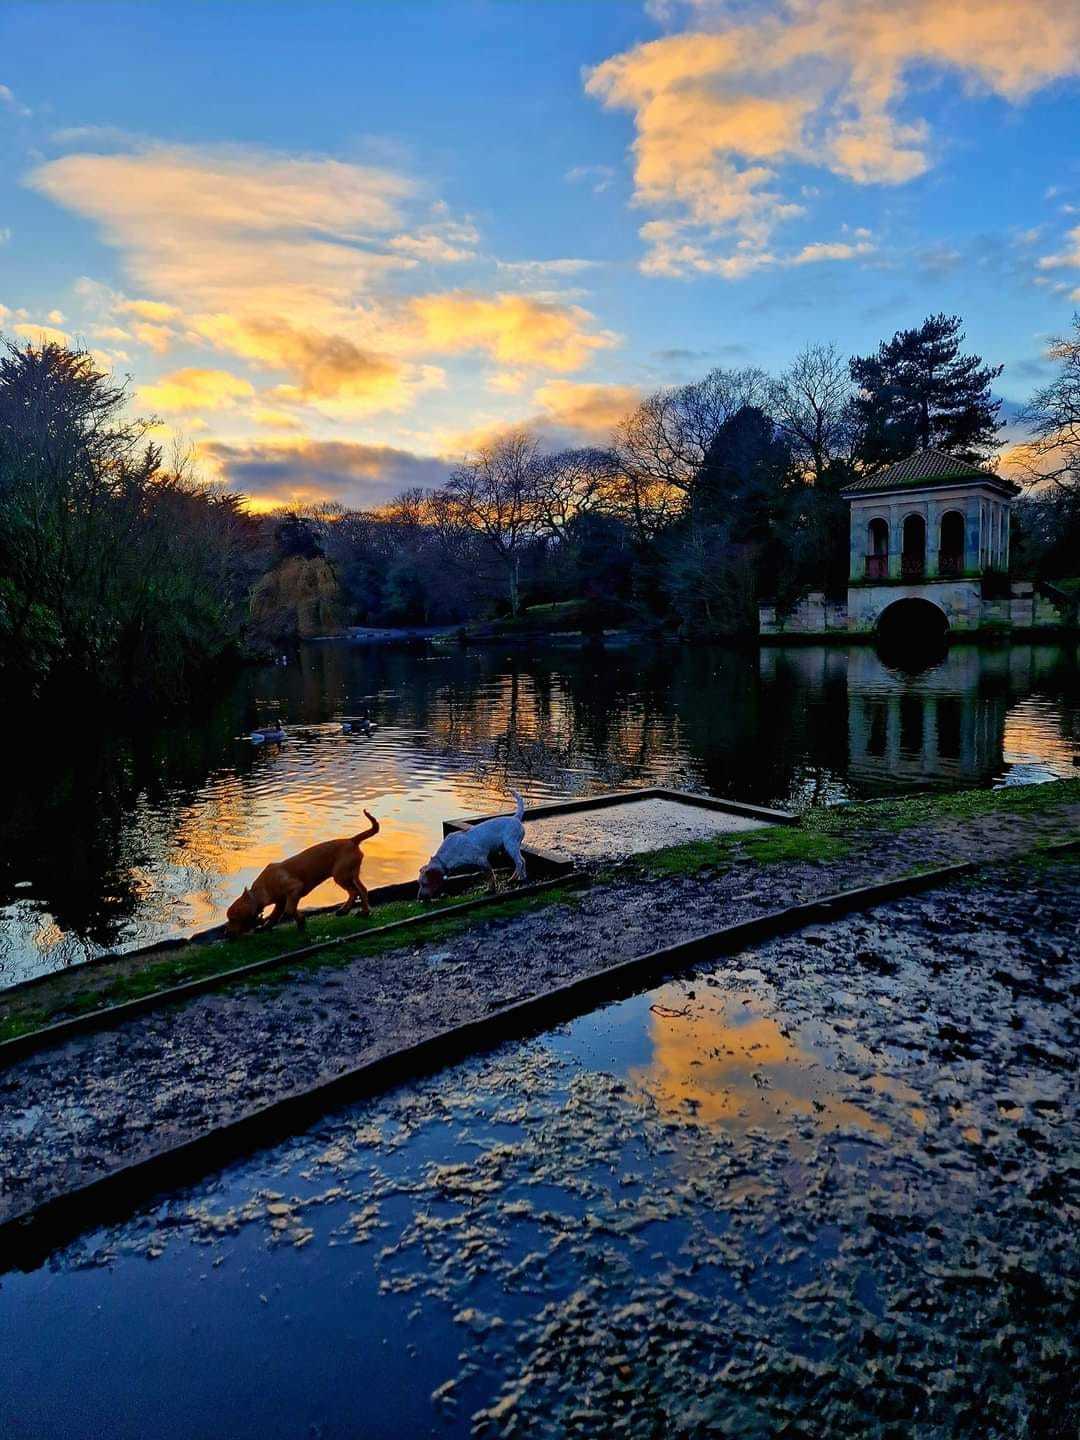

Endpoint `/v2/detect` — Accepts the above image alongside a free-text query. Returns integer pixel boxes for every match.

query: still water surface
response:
[1,928,1065,1438]
[2,638,1078,985]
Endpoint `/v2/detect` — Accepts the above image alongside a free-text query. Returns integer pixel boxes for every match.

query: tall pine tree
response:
[850,314,1002,470]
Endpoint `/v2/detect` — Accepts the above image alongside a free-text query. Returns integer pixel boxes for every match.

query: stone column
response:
[849,505,862,582]
[888,503,901,579]
[926,499,940,578]
[964,500,980,573]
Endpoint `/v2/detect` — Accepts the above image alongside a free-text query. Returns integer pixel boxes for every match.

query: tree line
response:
[3,312,1079,702]
[298,312,1028,636]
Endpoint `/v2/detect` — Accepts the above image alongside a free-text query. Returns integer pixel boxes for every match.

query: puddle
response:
[0,944,1073,1439]
[626,982,888,1139]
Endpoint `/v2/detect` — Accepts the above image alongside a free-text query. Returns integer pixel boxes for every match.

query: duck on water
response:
[341,710,378,736]
[247,724,287,744]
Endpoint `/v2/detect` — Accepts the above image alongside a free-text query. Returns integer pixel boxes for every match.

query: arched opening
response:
[865,518,889,579]
[901,514,926,579]
[876,596,949,663]
[939,510,964,576]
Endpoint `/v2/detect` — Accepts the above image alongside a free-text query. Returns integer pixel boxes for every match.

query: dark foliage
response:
[850,314,1003,468]
[0,339,261,701]
[9,307,1074,666]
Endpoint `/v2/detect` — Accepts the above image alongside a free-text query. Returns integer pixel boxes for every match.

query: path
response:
[1,795,1078,1229]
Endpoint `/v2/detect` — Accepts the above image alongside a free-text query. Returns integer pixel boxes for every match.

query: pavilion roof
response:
[842,447,1019,496]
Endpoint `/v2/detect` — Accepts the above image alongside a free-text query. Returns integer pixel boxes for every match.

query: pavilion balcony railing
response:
[937,552,963,577]
[901,555,925,580]
[864,554,889,579]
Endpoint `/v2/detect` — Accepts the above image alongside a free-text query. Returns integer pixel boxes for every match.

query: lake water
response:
[2,637,1078,986]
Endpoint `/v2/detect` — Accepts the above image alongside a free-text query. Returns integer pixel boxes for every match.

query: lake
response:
[2,637,1078,986]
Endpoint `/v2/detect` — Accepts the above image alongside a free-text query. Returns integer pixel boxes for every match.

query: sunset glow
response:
[2,1,1078,508]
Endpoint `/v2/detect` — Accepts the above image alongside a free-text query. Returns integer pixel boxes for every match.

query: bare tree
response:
[387,486,429,530]
[614,366,770,499]
[1017,315,1080,492]
[532,446,619,543]
[432,430,544,616]
[769,343,854,485]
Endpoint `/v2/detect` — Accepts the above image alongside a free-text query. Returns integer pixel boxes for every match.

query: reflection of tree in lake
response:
[0,690,252,976]
[754,647,851,806]
[414,644,859,808]
[3,640,1078,983]
[418,653,690,796]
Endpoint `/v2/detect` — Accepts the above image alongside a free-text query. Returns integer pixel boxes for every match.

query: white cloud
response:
[29,142,615,420]
[0,84,31,118]
[496,258,599,285]
[565,163,617,194]
[586,0,1080,277]
[788,239,875,265]
[1038,224,1080,300]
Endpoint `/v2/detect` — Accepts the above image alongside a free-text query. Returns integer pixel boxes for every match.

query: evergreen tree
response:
[850,314,1002,469]
[692,405,795,538]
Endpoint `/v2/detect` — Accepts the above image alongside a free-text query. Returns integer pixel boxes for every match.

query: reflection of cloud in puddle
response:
[631,985,888,1139]
[866,1073,928,1129]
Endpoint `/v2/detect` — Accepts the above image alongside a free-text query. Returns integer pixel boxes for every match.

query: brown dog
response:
[225,812,380,936]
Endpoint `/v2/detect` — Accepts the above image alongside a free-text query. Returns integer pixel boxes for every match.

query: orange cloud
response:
[587,0,1080,276]
[27,144,426,413]
[11,321,72,347]
[532,380,642,440]
[410,291,616,372]
[30,143,611,420]
[435,379,641,455]
[137,367,255,413]
[192,314,411,407]
[118,298,181,323]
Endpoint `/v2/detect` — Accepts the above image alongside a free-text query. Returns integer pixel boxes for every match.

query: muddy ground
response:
[1,800,1078,1227]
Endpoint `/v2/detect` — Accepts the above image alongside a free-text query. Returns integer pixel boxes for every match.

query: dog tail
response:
[352,810,380,844]
[511,790,525,821]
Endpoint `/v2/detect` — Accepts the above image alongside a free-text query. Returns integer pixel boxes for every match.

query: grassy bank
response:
[636,775,1080,878]
[0,882,584,1046]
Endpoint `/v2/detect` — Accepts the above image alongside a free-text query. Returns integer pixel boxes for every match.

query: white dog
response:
[418,792,527,899]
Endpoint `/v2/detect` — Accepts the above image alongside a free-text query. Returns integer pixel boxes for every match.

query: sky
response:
[1,0,1079,510]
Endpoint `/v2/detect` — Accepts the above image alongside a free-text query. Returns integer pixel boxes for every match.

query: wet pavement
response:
[1,854,1076,1438]
[2,799,1079,1225]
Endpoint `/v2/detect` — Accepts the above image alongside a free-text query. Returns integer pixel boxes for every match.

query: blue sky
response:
[2,0,1079,506]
